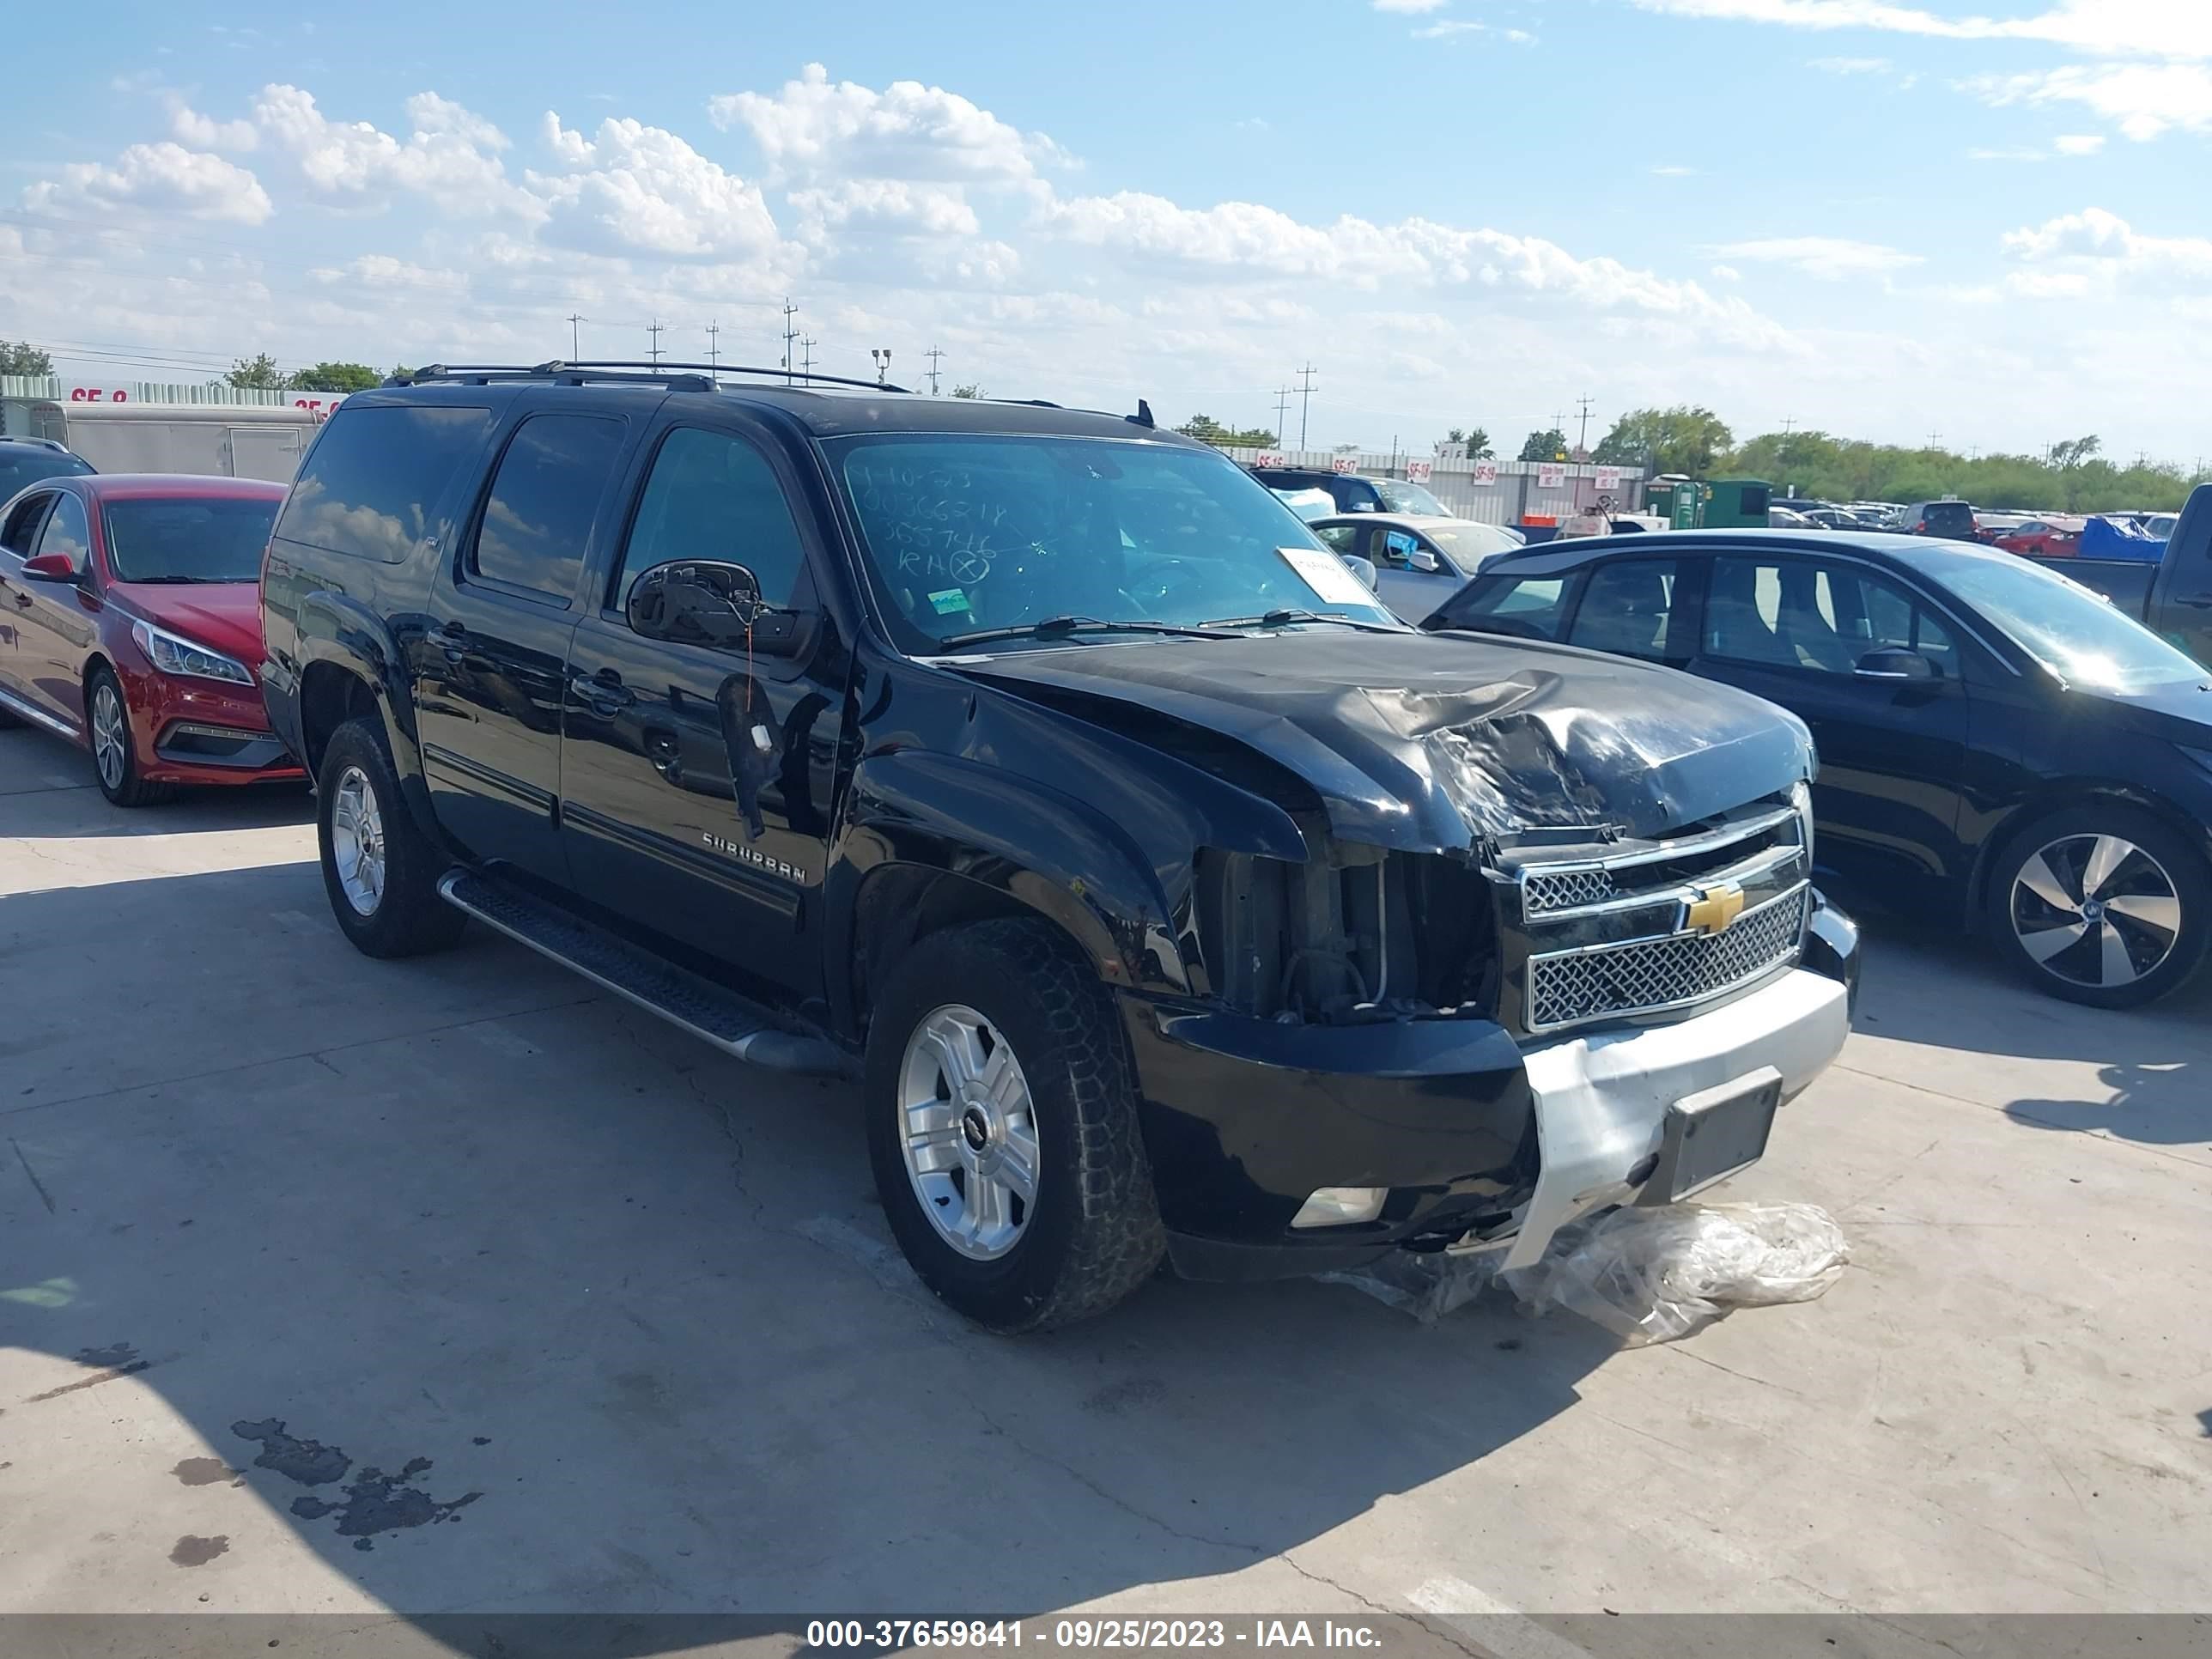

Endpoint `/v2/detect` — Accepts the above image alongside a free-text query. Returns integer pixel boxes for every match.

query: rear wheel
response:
[316,718,466,959]
[1987,804,2210,1008]
[88,667,177,808]
[865,918,1164,1332]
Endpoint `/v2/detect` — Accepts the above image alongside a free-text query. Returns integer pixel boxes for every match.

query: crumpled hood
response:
[111,580,266,669]
[950,630,1814,853]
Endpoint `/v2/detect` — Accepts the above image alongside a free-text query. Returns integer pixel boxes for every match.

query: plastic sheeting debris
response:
[1322,1202,1849,1343]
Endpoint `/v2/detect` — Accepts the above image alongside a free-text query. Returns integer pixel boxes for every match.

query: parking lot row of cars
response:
[2,368,2208,1334]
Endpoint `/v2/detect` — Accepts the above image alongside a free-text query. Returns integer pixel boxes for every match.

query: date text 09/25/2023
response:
[804,1621,1387,1651]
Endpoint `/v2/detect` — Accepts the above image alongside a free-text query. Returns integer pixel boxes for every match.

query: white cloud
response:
[710,62,1064,185]
[789,179,981,239]
[1413,19,1538,40]
[528,115,783,259]
[2053,132,2106,154]
[25,141,273,224]
[1705,236,1923,279]
[1961,62,2212,140]
[1711,263,1743,280]
[1809,55,1893,74]
[2002,206,2212,283]
[1373,0,1449,11]
[1968,145,2045,161]
[1628,0,2211,59]
[166,97,258,151]
[252,84,538,217]
[1649,163,1697,175]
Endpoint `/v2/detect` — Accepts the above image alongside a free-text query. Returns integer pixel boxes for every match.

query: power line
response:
[1296,362,1317,451]
[646,318,665,367]
[566,313,586,359]
[803,337,818,380]
[781,299,799,386]
[1574,395,1596,455]
[705,319,720,379]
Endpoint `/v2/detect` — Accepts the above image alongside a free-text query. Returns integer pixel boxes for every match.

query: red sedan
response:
[0,474,302,805]
[1994,516,2086,557]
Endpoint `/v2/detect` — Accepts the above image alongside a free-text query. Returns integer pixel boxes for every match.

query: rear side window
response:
[275,404,492,564]
[468,414,627,604]
[1567,558,1680,660]
[0,448,94,494]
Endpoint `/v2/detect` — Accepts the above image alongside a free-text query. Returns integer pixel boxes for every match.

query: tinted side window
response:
[275,404,493,564]
[1568,558,1680,659]
[468,414,627,604]
[1314,524,1364,556]
[2,492,54,555]
[33,493,91,568]
[1709,556,1958,676]
[1451,574,1576,640]
[611,428,807,614]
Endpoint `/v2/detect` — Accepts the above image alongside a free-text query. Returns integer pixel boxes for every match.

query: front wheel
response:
[1987,804,2210,1008]
[865,918,1164,1332]
[316,719,466,959]
[88,666,177,807]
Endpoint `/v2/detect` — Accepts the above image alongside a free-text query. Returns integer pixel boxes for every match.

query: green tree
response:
[1176,412,1277,447]
[228,353,287,390]
[1593,405,1732,476]
[0,341,54,376]
[950,382,984,398]
[289,362,381,393]
[1519,427,1569,463]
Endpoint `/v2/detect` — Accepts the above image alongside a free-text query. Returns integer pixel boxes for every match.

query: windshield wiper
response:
[936,615,1237,648]
[1200,608,1403,633]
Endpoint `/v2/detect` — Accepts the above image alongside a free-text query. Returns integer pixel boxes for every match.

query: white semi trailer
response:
[0,398,330,481]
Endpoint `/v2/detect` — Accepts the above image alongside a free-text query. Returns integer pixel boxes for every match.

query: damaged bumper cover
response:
[1122,891,1860,1284]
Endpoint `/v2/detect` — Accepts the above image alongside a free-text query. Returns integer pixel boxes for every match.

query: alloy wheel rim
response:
[2010,832,2181,990]
[92,683,127,790]
[330,765,387,916]
[896,1005,1041,1261]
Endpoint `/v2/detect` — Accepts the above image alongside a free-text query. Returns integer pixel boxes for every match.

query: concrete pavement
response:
[3,724,2209,1632]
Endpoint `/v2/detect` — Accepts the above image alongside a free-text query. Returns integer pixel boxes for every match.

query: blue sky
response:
[3,0,2207,464]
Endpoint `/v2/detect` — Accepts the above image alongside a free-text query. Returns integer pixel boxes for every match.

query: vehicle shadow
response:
[1,855,1621,1626]
[1841,901,2212,1151]
[1,726,313,835]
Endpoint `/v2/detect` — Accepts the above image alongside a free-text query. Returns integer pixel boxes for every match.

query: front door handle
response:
[572,667,635,715]
[2173,592,2212,610]
[434,622,469,662]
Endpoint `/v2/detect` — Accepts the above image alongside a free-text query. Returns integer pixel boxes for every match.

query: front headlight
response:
[131,619,255,686]
[1790,779,1816,866]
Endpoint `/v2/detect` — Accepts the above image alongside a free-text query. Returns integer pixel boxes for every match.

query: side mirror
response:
[21,552,81,584]
[1854,647,1936,682]
[627,560,817,659]
[1342,555,1379,592]
[1407,548,1442,574]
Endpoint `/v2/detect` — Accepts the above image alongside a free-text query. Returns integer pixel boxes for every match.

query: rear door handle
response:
[434,622,469,662]
[2174,593,2212,610]
[572,667,635,714]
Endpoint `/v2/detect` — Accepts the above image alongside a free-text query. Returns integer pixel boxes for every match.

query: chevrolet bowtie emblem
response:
[1685,881,1747,936]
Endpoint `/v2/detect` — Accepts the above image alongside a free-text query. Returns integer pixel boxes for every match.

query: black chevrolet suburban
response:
[259,362,1859,1331]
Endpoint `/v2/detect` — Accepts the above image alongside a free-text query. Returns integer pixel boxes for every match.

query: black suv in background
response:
[1894,500,1978,539]
[259,363,1857,1331]
[1250,464,1452,517]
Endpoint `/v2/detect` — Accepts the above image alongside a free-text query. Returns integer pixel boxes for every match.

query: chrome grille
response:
[1528,885,1808,1033]
[1522,868,1617,915]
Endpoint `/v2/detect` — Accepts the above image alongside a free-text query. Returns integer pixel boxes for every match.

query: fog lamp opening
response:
[1291,1186,1388,1229]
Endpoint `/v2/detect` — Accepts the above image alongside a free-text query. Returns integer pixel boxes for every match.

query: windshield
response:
[0,448,94,493]
[1915,545,2208,690]
[103,497,281,583]
[1425,522,1523,565]
[1374,479,1448,515]
[830,435,1398,651]
[1923,501,1975,532]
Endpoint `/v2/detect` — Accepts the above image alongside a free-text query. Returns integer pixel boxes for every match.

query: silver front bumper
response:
[1499,967,1850,1269]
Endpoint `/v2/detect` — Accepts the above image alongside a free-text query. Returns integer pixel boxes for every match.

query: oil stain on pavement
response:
[231,1419,483,1552]
[169,1534,229,1567]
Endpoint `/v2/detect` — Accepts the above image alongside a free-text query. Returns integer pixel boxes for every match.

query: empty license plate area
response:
[1650,1066,1783,1202]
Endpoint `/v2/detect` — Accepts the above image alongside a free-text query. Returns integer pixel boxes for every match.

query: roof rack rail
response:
[386,360,914,394]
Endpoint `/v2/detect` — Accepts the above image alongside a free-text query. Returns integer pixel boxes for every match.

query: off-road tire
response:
[1985,802,2210,1009]
[866,918,1166,1333]
[317,718,466,959]
[88,665,179,807]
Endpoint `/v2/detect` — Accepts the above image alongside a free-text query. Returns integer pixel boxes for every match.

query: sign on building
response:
[1404,459,1433,484]
[1472,460,1499,485]
[1254,452,1285,469]
[1537,463,1567,489]
[1595,466,1623,491]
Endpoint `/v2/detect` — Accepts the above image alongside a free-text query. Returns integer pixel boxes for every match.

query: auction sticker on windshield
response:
[1278,544,1376,607]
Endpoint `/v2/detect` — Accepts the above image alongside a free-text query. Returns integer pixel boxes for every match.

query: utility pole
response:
[1778,416,1796,491]
[925,345,945,395]
[1926,428,1942,451]
[705,319,721,378]
[646,319,665,368]
[1273,385,1293,445]
[565,313,586,360]
[1296,362,1317,451]
[801,336,817,379]
[1574,395,1596,456]
[781,299,799,385]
